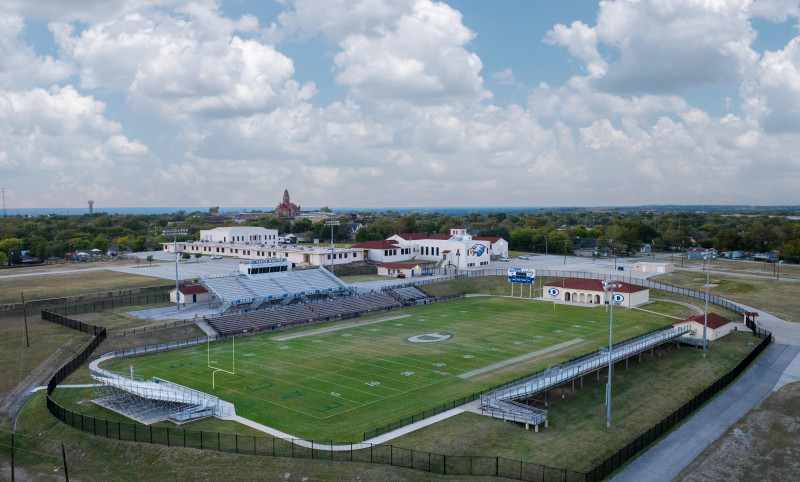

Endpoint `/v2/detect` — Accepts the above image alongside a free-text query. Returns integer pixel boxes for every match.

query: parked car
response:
[396,273,406,278]
[211,254,223,259]
[499,256,510,262]
[519,255,531,260]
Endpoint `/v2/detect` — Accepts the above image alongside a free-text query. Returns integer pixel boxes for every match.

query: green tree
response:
[194,252,202,262]
[146,255,154,266]
[92,234,110,252]
[0,238,23,264]
[0,252,7,266]
[292,218,313,233]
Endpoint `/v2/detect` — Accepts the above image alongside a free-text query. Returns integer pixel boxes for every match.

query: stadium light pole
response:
[602,277,622,429]
[702,252,711,357]
[164,229,188,311]
[325,220,339,274]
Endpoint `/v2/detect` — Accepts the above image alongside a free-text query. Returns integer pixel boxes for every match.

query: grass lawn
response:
[69,301,186,332]
[678,379,800,480]
[337,274,387,283]
[673,257,800,279]
[95,296,678,441]
[6,392,481,482]
[0,313,90,399]
[390,331,757,472]
[654,271,799,322]
[0,270,168,305]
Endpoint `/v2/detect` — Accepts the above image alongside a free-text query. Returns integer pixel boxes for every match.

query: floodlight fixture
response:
[601,277,622,428]
[163,229,189,311]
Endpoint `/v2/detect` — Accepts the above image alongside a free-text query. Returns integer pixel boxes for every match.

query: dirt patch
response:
[678,381,800,481]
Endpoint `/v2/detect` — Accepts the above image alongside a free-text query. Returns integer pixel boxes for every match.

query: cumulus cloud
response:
[3,0,800,207]
[547,0,759,94]
[0,14,72,88]
[279,0,489,104]
[52,2,309,120]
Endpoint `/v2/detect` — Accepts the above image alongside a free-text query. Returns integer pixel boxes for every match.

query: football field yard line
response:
[103,296,677,435]
[272,314,411,340]
[457,338,587,379]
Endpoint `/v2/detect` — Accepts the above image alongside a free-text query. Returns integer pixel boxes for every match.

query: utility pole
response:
[325,220,339,273]
[21,293,29,348]
[2,187,5,218]
[163,229,188,311]
[62,442,69,482]
[563,239,568,265]
[602,278,622,429]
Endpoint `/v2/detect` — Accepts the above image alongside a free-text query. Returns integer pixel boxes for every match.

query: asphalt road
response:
[613,343,800,482]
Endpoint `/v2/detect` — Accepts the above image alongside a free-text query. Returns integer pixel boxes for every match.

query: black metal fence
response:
[585,330,772,480]
[47,292,171,316]
[332,265,378,277]
[41,309,584,481]
[40,264,775,481]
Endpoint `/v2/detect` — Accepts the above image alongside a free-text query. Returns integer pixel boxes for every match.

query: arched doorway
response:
[565,292,571,301]
[595,294,601,304]
[579,293,585,303]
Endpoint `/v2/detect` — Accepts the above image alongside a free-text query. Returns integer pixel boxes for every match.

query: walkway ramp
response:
[480,326,691,428]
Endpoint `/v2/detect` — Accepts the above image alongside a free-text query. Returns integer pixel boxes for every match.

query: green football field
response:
[99,297,676,440]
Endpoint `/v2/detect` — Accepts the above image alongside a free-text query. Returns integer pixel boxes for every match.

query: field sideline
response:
[98,296,678,440]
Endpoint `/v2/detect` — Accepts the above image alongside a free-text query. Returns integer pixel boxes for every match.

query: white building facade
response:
[199,227,278,244]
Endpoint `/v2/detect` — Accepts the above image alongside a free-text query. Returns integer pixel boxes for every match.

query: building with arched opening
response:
[543,278,650,308]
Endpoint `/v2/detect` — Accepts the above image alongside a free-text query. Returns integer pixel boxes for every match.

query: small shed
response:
[675,313,735,343]
[634,262,674,274]
[378,262,421,278]
[170,285,210,305]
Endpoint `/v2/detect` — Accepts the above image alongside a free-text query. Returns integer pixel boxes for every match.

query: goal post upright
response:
[208,335,236,390]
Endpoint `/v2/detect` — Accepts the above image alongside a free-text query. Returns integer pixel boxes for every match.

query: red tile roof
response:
[394,233,429,240]
[543,278,649,293]
[378,262,420,269]
[179,285,208,295]
[427,234,452,240]
[351,240,399,249]
[679,313,732,330]
[473,236,502,243]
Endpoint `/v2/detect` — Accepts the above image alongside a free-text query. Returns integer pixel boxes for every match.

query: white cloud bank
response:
[1,0,799,208]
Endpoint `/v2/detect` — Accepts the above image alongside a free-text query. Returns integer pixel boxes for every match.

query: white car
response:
[519,255,531,260]
[211,254,223,259]
[499,256,510,262]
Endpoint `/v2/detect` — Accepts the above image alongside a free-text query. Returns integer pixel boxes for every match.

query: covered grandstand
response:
[200,263,351,313]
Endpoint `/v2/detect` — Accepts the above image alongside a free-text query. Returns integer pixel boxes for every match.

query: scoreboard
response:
[507,268,535,284]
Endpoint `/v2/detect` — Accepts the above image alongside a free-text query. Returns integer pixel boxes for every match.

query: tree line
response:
[1,208,798,266]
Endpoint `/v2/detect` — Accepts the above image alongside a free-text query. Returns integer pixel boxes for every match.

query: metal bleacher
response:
[200,267,350,310]
[207,292,401,336]
[390,286,429,304]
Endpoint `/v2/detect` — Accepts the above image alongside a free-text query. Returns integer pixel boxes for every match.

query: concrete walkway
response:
[222,408,465,449]
[613,343,800,482]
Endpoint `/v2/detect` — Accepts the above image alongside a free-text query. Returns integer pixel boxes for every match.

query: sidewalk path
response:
[613,343,800,482]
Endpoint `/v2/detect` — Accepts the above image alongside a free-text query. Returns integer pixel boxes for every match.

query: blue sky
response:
[2,0,800,209]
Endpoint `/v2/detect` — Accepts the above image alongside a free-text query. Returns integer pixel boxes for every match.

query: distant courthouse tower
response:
[275,189,301,217]
[88,200,94,215]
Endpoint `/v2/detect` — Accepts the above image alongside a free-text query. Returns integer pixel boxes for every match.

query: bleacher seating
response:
[391,287,429,304]
[206,293,402,336]
[201,267,349,308]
